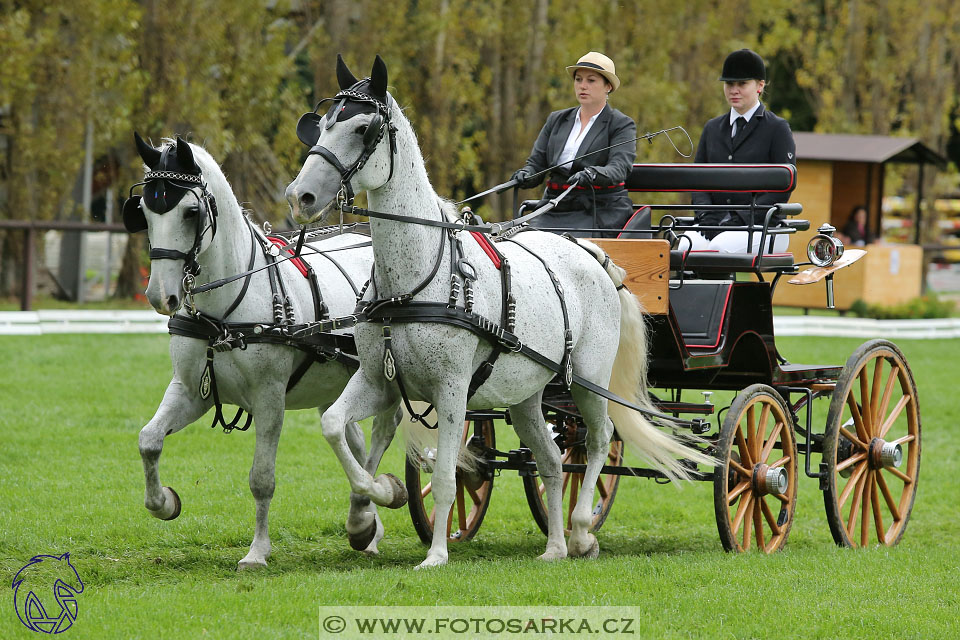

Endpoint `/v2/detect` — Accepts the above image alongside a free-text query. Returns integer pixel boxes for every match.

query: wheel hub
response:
[868,438,902,470]
[752,463,788,496]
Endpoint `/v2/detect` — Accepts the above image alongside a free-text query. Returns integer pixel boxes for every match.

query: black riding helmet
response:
[718,49,766,82]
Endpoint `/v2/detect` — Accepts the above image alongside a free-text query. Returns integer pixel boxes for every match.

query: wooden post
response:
[913,162,924,245]
[22,227,35,311]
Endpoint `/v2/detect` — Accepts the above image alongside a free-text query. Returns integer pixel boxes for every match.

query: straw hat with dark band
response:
[566,51,620,92]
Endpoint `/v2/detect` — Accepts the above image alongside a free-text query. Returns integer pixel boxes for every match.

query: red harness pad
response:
[268,236,309,277]
[470,231,501,269]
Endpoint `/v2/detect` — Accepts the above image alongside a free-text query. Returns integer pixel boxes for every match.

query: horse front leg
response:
[238,388,287,570]
[321,369,406,509]
[418,389,470,569]
[344,404,403,555]
[139,379,210,520]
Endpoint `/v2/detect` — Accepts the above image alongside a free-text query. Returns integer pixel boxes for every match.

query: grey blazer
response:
[520,104,637,235]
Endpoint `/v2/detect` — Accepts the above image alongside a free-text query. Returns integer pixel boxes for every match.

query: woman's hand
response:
[512,168,540,188]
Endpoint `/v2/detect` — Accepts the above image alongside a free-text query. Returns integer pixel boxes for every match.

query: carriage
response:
[403,162,921,553]
[134,55,920,568]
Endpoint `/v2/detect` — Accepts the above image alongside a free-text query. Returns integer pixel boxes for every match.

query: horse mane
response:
[387,101,460,223]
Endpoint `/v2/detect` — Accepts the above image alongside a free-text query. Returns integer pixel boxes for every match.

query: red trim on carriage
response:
[683,282,734,350]
[470,231,502,269]
[268,237,309,277]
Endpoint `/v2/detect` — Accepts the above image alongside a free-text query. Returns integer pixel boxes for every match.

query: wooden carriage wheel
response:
[522,422,623,536]
[822,340,920,548]
[405,419,495,545]
[713,384,798,553]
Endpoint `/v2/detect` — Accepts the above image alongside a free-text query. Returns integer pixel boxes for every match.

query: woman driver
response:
[511,51,637,237]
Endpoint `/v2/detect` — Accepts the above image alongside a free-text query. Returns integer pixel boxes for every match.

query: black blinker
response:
[363,114,384,149]
[122,195,147,233]
[297,112,323,146]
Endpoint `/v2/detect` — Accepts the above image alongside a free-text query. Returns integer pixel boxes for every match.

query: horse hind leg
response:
[139,380,210,520]
[509,393,567,561]
[566,388,614,559]
[345,404,402,554]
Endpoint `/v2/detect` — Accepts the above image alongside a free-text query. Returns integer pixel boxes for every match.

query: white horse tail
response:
[579,240,716,482]
[400,402,482,474]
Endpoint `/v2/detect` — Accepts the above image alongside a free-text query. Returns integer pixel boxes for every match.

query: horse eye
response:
[183,206,200,219]
[355,125,368,136]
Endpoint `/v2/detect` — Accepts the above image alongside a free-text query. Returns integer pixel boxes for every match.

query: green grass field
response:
[1,335,958,639]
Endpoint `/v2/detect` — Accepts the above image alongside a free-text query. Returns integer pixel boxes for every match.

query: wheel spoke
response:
[839,426,867,451]
[878,395,911,440]
[876,471,902,522]
[428,507,436,528]
[753,498,765,550]
[421,481,433,500]
[876,364,900,433]
[731,491,753,537]
[729,458,752,478]
[756,404,771,462]
[836,452,867,474]
[859,368,873,437]
[466,483,483,506]
[885,466,913,484]
[891,434,916,446]
[735,426,754,467]
[846,468,868,536]
[728,480,751,505]
[742,494,754,550]
[759,421,784,464]
[760,496,782,536]
[838,461,867,510]
[871,472,886,544]
[567,473,581,528]
[456,483,468,532]
[870,359,884,431]
[860,471,873,547]
[596,475,609,500]
[769,455,790,469]
[746,405,757,464]
[846,394,870,444]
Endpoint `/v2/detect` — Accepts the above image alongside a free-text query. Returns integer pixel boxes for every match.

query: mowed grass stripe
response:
[1,335,957,639]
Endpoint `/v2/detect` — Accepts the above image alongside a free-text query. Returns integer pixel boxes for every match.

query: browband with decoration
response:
[144,170,204,185]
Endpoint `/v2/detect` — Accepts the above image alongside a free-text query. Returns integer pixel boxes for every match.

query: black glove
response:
[569,167,597,186]
[511,168,539,189]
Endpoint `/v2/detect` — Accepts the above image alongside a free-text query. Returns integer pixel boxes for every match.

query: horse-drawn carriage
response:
[403,162,920,554]
[131,55,920,569]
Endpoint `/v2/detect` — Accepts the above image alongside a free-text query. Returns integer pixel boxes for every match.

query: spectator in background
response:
[840,205,876,246]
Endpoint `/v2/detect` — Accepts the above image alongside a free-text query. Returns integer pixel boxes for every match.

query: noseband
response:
[296,86,398,205]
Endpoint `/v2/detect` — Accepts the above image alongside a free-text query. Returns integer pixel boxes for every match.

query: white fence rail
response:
[1,310,959,339]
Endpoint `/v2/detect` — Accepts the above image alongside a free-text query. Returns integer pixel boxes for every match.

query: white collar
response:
[729,101,762,126]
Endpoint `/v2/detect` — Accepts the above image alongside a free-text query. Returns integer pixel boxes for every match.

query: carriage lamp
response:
[806,223,845,267]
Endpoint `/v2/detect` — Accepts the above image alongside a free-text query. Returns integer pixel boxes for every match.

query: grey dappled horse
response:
[286,56,713,568]
[130,134,404,568]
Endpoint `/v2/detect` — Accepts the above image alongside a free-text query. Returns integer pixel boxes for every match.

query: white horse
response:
[129,133,406,568]
[285,56,714,568]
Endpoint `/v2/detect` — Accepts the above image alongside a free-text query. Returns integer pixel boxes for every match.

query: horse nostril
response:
[300,192,315,208]
[167,294,179,310]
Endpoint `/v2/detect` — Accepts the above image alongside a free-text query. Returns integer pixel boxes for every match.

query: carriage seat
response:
[669,249,795,273]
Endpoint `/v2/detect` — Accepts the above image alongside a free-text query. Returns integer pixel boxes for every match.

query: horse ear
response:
[134,132,161,169]
[336,54,358,89]
[176,136,198,173]
[370,55,388,100]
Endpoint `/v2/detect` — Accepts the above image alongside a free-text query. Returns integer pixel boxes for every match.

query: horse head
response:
[286,55,396,224]
[125,133,221,315]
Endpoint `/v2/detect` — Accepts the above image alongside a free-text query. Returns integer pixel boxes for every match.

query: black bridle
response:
[295,85,398,206]
[123,170,219,278]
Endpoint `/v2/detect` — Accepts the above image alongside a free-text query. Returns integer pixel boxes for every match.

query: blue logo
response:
[11,553,84,634]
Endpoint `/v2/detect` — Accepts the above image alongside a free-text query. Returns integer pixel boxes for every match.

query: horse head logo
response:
[11,553,84,634]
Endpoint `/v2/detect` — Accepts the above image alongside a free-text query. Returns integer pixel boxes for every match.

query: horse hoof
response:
[160,487,181,520]
[348,519,378,551]
[237,558,267,570]
[383,473,408,509]
[571,537,600,560]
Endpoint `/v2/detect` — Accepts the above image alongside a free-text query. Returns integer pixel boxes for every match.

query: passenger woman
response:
[686,49,796,253]
[511,52,637,237]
